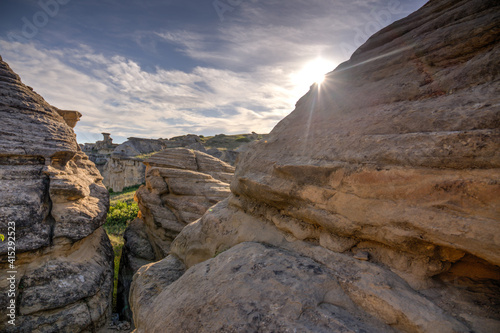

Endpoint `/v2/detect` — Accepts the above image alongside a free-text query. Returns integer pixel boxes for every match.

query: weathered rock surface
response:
[102,156,146,193]
[55,109,82,129]
[0,56,113,332]
[112,137,166,158]
[130,1,500,332]
[81,133,119,173]
[98,136,167,192]
[84,133,264,192]
[117,148,234,320]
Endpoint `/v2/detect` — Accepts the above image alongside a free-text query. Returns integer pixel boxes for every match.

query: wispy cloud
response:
[0,0,426,143]
[0,41,293,143]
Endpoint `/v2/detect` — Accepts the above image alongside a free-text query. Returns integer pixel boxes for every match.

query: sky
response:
[0,0,427,143]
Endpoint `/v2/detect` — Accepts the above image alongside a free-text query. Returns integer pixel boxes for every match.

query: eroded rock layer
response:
[0,57,113,332]
[117,148,234,320]
[102,156,146,193]
[130,1,500,332]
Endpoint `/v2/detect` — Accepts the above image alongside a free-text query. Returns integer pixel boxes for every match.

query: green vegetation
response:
[203,133,265,150]
[109,184,142,204]
[104,187,141,310]
[134,151,159,160]
[107,201,139,226]
[214,247,229,257]
[235,136,251,143]
[107,233,124,311]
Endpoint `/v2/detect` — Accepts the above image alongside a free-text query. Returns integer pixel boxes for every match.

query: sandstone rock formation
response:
[81,133,118,168]
[55,109,82,129]
[205,147,240,166]
[83,133,264,192]
[0,57,113,332]
[100,137,168,192]
[102,156,146,193]
[117,148,234,320]
[164,134,203,149]
[113,137,166,157]
[130,1,500,332]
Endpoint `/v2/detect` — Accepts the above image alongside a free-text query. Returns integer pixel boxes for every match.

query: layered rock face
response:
[102,156,145,193]
[112,137,166,157]
[86,133,264,192]
[117,148,234,320]
[0,57,113,332]
[101,137,168,192]
[130,1,500,332]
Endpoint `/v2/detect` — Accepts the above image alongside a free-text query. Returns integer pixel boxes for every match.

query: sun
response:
[292,58,336,87]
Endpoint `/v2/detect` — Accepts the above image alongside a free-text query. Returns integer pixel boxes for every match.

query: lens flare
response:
[292,58,335,86]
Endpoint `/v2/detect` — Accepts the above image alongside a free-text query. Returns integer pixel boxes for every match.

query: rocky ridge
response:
[0,57,113,332]
[82,134,163,192]
[85,133,262,192]
[129,1,500,332]
[117,148,234,320]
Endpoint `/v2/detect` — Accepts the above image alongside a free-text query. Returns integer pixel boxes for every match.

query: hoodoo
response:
[0,57,113,332]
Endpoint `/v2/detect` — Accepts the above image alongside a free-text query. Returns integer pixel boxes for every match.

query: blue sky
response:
[0,0,427,143]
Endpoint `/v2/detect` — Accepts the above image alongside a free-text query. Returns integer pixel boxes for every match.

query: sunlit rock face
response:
[117,148,234,321]
[100,137,168,192]
[231,0,500,273]
[129,0,500,332]
[102,156,146,192]
[0,57,113,332]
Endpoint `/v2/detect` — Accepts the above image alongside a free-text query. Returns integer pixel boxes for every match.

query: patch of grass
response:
[235,137,251,143]
[199,135,212,143]
[104,223,128,236]
[204,133,264,150]
[110,184,142,205]
[104,194,140,312]
[134,151,159,160]
[106,232,124,311]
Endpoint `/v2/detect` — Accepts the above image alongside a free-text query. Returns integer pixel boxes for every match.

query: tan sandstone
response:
[0,56,113,332]
[117,148,234,320]
[130,1,500,332]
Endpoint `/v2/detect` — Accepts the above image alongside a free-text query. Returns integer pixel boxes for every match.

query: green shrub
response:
[106,201,139,226]
[103,188,141,312]
[107,233,124,310]
[235,137,251,143]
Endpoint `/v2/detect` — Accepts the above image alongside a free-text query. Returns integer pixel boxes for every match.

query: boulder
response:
[117,148,234,320]
[130,1,500,332]
[0,57,113,332]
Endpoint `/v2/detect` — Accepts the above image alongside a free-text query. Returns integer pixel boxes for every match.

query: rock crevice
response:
[117,148,234,321]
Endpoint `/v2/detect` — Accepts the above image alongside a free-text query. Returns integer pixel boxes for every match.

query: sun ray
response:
[291,57,336,92]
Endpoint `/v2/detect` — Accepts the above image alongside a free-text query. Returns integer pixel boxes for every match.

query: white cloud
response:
[0,0,426,143]
[0,40,296,143]
[156,0,423,70]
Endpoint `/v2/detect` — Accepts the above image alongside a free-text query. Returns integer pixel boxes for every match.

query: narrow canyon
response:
[0,0,498,332]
